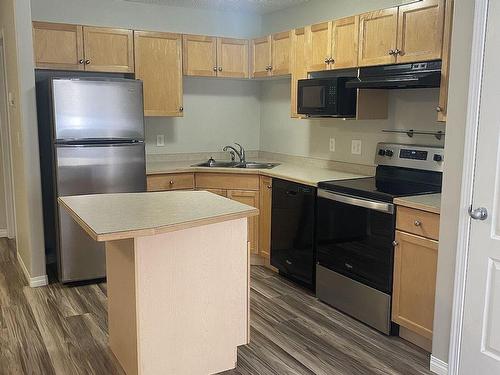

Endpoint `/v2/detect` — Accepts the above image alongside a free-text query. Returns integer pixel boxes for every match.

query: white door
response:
[459,0,500,373]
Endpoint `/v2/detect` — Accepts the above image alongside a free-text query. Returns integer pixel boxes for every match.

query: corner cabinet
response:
[134,31,183,117]
[392,205,440,349]
[32,22,134,73]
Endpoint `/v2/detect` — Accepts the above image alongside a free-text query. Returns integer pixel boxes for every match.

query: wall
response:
[0,0,46,281]
[31,0,262,156]
[260,80,444,166]
[261,0,408,34]
[432,0,475,364]
[0,45,7,232]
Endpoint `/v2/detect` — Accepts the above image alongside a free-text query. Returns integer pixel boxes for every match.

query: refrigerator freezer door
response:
[52,78,145,142]
[55,143,146,282]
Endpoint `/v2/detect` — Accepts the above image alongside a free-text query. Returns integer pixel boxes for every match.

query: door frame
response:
[448,0,489,373]
[0,30,17,239]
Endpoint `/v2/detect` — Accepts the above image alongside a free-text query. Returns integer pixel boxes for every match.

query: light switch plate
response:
[329,138,336,152]
[351,140,362,155]
[156,134,165,147]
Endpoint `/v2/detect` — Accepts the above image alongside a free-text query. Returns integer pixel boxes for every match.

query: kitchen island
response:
[59,191,259,375]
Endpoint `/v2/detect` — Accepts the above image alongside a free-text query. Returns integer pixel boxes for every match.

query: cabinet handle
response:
[392,241,399,247]
[329,58,335,64]
[436,106,443,112]
[218,67,223,72]
[213,66,217,72]
[388,50,395,55]
[179,106,184,112]
[267,185,272,189]
[414,220,422,227]
[269,65,273,71]
[394,49,402,55]
[169,180,174,185]
[85,59,91,65]
[78,59,85,65]
[324,57,330,64]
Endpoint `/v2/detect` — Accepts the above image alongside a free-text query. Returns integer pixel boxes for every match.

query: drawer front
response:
[396,206,440,240]
[195,173,259,191]
[147,173,195,191]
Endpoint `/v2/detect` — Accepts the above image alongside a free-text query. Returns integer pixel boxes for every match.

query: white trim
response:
[0,30,17,239]
[430,355,449,375]
[17,251,48,288]
[448,0,490,374]
[0,229,7,237]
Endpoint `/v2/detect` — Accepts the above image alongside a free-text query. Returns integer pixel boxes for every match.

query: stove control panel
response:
[375,143,444,172]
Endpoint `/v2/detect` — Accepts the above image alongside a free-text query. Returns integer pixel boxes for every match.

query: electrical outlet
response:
[156,134,165,147]
[351,140,362,155]
[329,138,336,152]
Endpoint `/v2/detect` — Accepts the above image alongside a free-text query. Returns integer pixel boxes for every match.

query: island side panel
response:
[134,218,249,375]
[105,239,139,375]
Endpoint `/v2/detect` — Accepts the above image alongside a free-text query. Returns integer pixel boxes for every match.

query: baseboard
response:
[17,252,48,288]
[0,229,7,237]
[430,355,449,375]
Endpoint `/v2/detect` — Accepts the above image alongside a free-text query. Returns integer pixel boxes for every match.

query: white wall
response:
[31,0,263,156]
[260,80,444,166]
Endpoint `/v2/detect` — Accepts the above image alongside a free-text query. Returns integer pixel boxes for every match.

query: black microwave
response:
[297,77,357,118]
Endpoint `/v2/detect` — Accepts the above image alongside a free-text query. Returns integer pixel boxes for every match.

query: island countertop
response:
[59,190,259,242]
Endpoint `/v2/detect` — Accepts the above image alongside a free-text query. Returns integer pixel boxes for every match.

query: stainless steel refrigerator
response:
[37,77,146,283]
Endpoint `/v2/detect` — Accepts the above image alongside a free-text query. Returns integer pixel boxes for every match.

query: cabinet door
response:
[437,0,454,122]
[251,36,271,78]
[32,22,84,71]
[183,35,217,77]
[259,177,272,260]
[392,231,438,339]
[83,27,134,73]
[134,31,183,117]
[358,8,398,67]
[216,38,249,78]
[291,28,307,118]
[271,31,291,76]
[331,16,359,69]
[305,21,332,72]
[397,0,445,63]
[227,190,260,255]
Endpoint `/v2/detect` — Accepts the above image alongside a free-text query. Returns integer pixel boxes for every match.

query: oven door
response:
[297,78,336,116]
[316,189,395,294]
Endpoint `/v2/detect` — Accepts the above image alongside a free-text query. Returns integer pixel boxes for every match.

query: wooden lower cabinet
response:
[199,188,227,197]
[227,190,260,255]
[146,173,195,191]
[259,176,272,260]
[392,230,438,340]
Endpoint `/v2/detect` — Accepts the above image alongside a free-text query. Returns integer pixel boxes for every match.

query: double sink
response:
[192,160,280,169]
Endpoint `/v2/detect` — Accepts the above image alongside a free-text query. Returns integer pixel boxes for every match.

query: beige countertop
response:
[394,193,441,214]
[59,191,259,242]
[146,160,370,187]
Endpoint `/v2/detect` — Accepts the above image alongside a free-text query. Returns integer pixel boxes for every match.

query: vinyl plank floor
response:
[0,241,432,375]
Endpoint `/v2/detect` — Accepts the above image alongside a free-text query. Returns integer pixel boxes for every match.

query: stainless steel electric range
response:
[315,143,444,335]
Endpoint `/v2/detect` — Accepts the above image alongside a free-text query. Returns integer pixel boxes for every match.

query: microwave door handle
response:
[318,189,394,214]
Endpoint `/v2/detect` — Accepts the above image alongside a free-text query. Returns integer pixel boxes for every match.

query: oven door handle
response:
[318,189,395,214]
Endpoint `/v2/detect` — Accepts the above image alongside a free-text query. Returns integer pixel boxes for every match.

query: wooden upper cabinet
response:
[291,28,307,118]
[271,31,291,76]
[438,0,454,122]
[83,27,134,73]
[251,36,272,78]
[358,8,398,67]
[216,38,249,78]
[396,0,445,63]
[183,35,217,77]
[392,230,438,339]
[305,21,332,72]
[331,16,359,69]
[134,31,183,117]
[33,22,84,70]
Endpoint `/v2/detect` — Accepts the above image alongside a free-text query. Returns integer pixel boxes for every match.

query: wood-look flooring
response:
[0,239,432,375]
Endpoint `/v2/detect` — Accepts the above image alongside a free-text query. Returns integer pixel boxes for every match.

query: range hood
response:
[346,60,442,89]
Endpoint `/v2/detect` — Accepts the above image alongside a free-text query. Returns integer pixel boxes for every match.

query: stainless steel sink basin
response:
[192,161,241,168]
[236,162,280,169]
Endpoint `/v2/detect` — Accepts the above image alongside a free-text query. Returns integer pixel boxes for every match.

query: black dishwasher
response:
[271,179,316,289]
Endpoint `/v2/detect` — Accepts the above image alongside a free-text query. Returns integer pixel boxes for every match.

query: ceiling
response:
[121,0,311,14]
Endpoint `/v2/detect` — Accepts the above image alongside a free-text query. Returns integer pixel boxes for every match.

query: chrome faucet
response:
[223,143,246,163]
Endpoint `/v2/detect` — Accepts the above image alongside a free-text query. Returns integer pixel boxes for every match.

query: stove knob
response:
[385,149,394,157]
[378,149,386,156]
[433,154,443,162]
